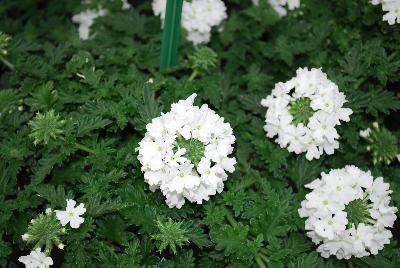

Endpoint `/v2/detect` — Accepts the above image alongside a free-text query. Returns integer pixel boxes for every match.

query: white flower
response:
[72,9,107,40]
[359,127,371,138]
[299,166,397,259]
[18,248,53,268]
[121,0,131,10]
[55,199,86,229]
[21,233,30,241]
[252,0,301,16]
[371,0,400,25]
[137,94,236,208]
[72,0,132,40]
[261,67,352,160]
[152,0,227,45]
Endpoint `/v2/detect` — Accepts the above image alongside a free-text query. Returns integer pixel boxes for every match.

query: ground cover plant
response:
[1,0,400,267]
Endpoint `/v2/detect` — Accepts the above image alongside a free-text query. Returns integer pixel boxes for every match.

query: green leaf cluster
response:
[0,0,399,267]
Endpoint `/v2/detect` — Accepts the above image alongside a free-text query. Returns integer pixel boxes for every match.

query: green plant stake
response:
[160,0,183,71]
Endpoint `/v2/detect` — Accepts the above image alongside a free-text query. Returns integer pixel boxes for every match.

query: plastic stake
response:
[160,0,183,71]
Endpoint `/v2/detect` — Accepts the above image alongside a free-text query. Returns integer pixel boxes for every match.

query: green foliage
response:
[23,211,65,254]
[362,123,399,164]
[151,218,189,254]
[0,0,400,267]
[189,46,218,79]
[29,110,66,145]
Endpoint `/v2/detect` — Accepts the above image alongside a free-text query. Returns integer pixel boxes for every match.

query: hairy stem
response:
[255,256,266,268]
[0,55,14,70]
[75,142,95,154]
[188,69,199,81]
[225,208,237,227]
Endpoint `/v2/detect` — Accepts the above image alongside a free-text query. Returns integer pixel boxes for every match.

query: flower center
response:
[344,198,370,228]
[175,136,205,167]
[288,97,314,126]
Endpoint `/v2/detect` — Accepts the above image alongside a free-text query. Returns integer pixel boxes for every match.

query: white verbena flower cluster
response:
[261,67,353,160]
[137,94,236,208]
[299,166,397,259]
[152,0,227,45]
[252,0,300,16]
[19,199,86,268]
[72,0,131,40]
[371,0,400,25]
[19,248,54,268]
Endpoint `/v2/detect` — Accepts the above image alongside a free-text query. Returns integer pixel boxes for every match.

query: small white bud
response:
[58,243,65,250]
[21,234,30,241]
[372,122,379,129]
[18,106,23,111]
[45,208,52,214]
[359,128,371,138]
[147,78,154,84]
[76,73,85,79]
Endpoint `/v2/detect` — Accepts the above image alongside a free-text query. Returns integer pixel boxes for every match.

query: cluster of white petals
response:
[371,0,400,25]
[137,94,236,208]
[72,0,131,40]
[152,0,227,44]
[55,199,86,229]
[252,0,300,16]
[261,67,353,160]
[19,248,53,268]
[299,166,397,259]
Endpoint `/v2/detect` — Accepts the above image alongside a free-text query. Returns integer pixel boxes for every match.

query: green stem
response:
[0,55,14,70]
[188,69,199,81]
[75,142,95,154]
[255,256,266,268]
[148,67,159,78]
[224,208,237,227]
[388,51,398,61]
[347,259,354,268]
[258,252,269,264]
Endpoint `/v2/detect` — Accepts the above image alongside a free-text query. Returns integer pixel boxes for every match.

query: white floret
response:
[72,0,132,40]
[371,0,400,25]
[252,0,301,16]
